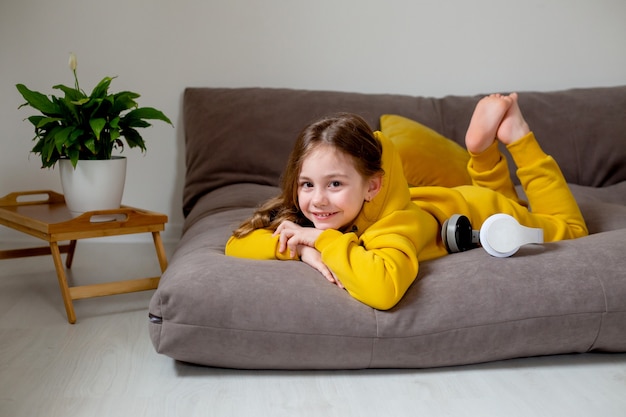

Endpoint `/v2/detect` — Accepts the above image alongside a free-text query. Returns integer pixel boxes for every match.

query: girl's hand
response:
[274,221,343,288]
[299,246,344,289]
[273,220,323,258]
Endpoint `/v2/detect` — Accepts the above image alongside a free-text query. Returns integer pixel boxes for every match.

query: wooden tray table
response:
[0,190,168,323]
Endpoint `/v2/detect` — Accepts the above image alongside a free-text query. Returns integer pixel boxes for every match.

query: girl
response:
[225,93,588,310]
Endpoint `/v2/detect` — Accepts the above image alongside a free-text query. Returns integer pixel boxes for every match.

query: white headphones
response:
[441,213,544,257]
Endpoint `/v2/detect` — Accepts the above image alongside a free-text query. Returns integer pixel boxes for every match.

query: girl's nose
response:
[312,189,328,206]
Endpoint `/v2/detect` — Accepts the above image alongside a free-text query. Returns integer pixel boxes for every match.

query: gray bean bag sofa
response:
[149,86,626,369]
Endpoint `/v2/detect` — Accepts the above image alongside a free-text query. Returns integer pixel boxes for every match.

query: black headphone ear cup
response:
[454,215,474,252]
[443,214,475,253]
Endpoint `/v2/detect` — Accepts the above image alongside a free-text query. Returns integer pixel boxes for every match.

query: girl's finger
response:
[278,231,289,253]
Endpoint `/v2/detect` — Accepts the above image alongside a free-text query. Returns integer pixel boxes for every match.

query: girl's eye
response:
[300,181,313,189]
[329,181,342,188]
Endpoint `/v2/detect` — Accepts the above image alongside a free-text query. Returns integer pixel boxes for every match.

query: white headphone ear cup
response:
[480,214,544,258]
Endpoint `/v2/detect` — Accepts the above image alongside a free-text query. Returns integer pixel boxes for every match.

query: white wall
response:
[2,0,625,242]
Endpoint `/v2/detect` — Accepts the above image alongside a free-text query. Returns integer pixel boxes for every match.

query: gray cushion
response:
[150,182,626,369]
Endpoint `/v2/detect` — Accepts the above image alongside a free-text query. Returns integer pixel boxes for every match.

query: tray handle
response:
[0,190,65,207]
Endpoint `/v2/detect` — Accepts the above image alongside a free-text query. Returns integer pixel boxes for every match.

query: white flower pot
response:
[59,157,127,217]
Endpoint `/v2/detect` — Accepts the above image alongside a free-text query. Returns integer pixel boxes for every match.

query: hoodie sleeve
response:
[225,229,297,261]
[315,205,439,310]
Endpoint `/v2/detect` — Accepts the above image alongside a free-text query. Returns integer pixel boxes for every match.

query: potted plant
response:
[16,53,172,216]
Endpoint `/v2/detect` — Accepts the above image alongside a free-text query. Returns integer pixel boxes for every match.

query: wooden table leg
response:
[65,240,77,268]
[152,231,168,273]
[50,242,77,324]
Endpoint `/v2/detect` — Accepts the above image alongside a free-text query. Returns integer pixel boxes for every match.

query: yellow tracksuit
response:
[225,131,587,310]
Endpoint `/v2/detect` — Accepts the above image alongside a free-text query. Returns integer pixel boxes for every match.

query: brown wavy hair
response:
[232,113,383,237]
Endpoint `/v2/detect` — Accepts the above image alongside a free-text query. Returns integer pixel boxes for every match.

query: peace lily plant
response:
[16,53,172,169]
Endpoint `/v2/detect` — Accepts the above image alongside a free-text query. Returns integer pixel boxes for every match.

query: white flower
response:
[68,52,77,71]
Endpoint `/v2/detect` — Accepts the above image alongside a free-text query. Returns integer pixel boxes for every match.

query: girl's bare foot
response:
[465,94,513,154]
[496,93,530,145]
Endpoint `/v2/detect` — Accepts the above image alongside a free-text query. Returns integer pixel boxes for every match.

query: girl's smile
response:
[298,144,380,230]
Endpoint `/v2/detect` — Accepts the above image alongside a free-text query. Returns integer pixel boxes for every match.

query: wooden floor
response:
[1,239,625,417]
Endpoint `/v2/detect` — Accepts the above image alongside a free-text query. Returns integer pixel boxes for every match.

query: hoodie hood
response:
[347,131,411,235]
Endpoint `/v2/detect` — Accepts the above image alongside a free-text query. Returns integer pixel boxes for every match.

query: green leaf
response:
[53,83,86,101]
[83,97,108,120]
[90,76,114,98]
[84,137,96,154]
[55,97,80,125]
[124,107,173,124]
[67,128,84,145]
[31,142,42,156]
[54,126,75,153]
[36,117,63,128]
[27,115,45,127]
[109,116,120,129]
[42,126,63,164]
[89,118,106,140]
[68,148,80,168]
[110,127,121,142]
[111,91,139,114]
[72,97,90,106]
[16,84,60,115]
[123,118,151,129]
[121,127,146,151]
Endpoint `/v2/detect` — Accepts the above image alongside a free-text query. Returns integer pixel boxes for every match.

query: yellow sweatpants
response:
[410,132,588,243]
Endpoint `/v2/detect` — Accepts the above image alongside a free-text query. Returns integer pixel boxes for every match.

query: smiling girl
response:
[225,94,587,309]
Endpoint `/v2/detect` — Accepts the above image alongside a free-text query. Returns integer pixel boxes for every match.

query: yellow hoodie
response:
[226,131,587,310]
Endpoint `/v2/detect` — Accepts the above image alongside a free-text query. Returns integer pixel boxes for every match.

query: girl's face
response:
[297,144,381,230]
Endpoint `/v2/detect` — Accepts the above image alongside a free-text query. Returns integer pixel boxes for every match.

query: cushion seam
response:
[587,274,610,351]
[161,309,607,340]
